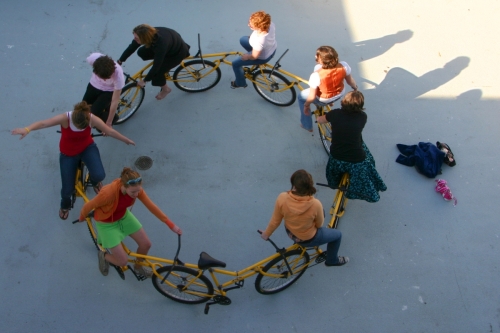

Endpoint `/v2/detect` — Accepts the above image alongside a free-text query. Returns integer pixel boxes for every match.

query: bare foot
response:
[155,87,172,100]
[300,124,313,133]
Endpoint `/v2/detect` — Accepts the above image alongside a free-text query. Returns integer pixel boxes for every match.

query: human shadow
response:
[353,29,414,62]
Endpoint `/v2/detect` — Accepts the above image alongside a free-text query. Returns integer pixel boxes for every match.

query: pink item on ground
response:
[435,179,457,206]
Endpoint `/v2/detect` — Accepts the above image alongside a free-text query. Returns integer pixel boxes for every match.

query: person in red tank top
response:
[11,101,135,220]
[298,46,358,132]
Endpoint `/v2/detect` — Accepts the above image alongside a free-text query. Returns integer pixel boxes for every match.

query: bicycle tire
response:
[152,265,214,304]
[254,249,310,295]
[80,161,90,192]
[172,59,221,92]
[317,121,332,155]
[252,69,296,106]
[86,217,99,250]
[115,82,145,124]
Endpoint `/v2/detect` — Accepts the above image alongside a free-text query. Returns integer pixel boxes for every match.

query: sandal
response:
[59,208,69,220]
[230,81,247,89]
[325,256,349,267]
[436,141,456,166]
[93,182,103,194]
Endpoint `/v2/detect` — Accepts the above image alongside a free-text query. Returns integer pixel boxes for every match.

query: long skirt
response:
[326,142,387,203]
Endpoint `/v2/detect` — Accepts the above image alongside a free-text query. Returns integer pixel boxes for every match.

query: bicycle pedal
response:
[315,252,327,264]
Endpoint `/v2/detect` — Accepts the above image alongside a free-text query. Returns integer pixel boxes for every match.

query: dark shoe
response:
[230,81,247,89]
[436,141,456,166]
[325,256,349,267]
[93,182,103,194]
[59,208,69,220]
[98,250,109,276]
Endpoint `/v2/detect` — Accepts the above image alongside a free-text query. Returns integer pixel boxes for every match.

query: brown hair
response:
[341,91,365,112]
[315,46,339,69]
[133,24,158,47]
[120,167,142,187]
[290,169,316,196]
[93,55,116,79]
[249,11,271,32]
[72,101,91,129]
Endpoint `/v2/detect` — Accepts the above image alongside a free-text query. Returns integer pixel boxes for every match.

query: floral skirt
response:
[326,143,387,203]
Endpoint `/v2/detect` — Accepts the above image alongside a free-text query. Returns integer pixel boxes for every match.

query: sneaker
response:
[134,265,153,278]
[98,250,109,276]
[325,256,349,267]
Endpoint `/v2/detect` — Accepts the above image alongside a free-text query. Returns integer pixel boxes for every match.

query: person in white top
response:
[298,46,358,132]
[231,11,277,88]
[82,53,126,127]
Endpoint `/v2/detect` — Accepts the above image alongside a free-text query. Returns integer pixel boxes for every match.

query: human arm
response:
[11,113,67,139]
[345,74,358,91]
[138,190,182,235]
[241,48,262,61]
[313,200,325,228]
[118,40,141,64]
[105,89,122,127]
[91,116,135,145]
[143,38,168,83]
[261,196,284,240]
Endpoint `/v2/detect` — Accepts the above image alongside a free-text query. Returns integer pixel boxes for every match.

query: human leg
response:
[59,153,80,211]
[298,88,314,131]
[137,46,155,61]
[299,227,345,266]
[239,36,252,52]
[80,143,105,190]
[129,228,152,276]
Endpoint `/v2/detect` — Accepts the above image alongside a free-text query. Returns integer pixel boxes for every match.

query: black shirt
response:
[326,108,367,162]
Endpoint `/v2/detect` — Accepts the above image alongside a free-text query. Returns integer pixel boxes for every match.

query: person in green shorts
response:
[79,167,182,277]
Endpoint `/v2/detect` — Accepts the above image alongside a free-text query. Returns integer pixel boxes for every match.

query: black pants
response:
[82,83,118,123]
[137,45,190,86]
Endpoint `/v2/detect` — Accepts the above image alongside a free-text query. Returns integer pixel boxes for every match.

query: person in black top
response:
[317,91,386,202]
[118,24,190,100]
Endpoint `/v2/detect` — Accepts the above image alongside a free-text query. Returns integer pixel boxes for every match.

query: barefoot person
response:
[11,101,135,220]
[118,24,190,100]
[79,167,182,277]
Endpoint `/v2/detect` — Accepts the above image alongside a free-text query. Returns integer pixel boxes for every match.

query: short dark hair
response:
[341,91,365,112]
[93,55,116,79]
[290,169,316,196]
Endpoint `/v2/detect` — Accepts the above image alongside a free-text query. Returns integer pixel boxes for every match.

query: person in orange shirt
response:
[260,169,348,266]
[79,167,182,277]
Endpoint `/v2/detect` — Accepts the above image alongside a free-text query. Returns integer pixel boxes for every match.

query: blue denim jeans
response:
[298,227,342,265]
[297,88,332,131]
[232,36,276,87]
[59,143,105,209]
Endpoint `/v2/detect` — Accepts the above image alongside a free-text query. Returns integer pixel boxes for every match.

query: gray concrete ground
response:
[1,1,499,332]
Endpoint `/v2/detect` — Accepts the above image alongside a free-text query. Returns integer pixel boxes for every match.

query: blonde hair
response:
[133,24,158,47]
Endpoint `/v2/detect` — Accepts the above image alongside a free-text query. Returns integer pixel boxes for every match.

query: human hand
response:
[259,230,269,240]
[117,60,123,65]
[137,79,146,88]
[126,139,136,146]
[304,105,311,116]
[11,127,30,139]
[171,225,182,235]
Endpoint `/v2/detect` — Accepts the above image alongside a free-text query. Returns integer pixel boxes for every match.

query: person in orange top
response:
[260,169,348,266]
[298,46,358,132]
[79,167,182,277]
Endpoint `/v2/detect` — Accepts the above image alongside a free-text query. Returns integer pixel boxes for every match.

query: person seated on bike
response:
[231,10,277,89]
[79,167,182,278]
[298,46,358,132]
[317,91,387,202]
[117,24,190,100]
[11,101,135,220]
[83,53,125,127]
[260,169,348,267]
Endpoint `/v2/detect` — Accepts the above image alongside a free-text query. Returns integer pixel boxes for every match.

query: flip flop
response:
[436,141,456,166]
[59,209,69,220]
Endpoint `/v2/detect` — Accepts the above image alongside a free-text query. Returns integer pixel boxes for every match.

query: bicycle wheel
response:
[86,217,99,250]
[252,69,296,106]
[80,161,90,192]
[173,59,221,92]
[317,120,332,155]
[152,266,214,304]
[115,82,145,124]
[254,249,310,295]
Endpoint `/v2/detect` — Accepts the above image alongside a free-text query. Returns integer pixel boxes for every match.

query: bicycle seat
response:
[198,251,226,269]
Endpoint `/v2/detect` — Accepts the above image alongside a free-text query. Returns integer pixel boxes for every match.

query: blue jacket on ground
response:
[396,142,445,178]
